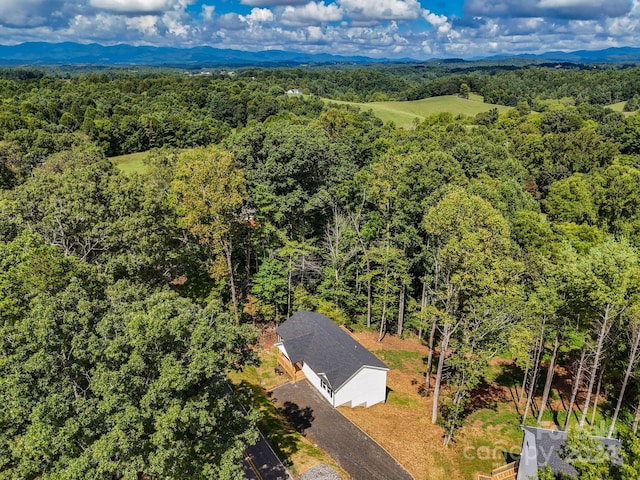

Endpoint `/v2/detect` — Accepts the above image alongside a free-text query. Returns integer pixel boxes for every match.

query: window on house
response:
[320,378,333,397]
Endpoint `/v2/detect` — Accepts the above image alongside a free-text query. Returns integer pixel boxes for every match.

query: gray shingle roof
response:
[276,311,388,391]
[520,426,621,479]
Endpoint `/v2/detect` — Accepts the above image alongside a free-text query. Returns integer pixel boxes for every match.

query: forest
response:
[2,62,640,479]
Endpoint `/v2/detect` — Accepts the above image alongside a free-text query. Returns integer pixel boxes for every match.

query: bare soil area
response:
[338,331,523,480]
[339,331,453,480]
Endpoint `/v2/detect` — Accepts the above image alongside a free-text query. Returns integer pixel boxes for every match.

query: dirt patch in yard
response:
[349,329,427,353]
[338,331,456,480]
[261,322,279,349]
[337,331,524,480]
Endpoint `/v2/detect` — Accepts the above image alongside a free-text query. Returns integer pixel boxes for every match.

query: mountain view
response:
[0,42,639,66]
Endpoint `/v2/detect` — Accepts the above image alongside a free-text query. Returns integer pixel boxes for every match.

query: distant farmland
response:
[109,94,512,172]
[110,151,150,174]
[324,94,512,128]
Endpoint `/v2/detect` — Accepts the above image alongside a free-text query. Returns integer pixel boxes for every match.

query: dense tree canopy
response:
[3,62,640,476]
[0,232,258,479]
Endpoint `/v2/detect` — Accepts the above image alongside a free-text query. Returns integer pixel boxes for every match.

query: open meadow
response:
[324,94,512,128]
[109,151,151,174]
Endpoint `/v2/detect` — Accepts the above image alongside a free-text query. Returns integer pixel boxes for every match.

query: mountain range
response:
[0,42,638,67]
[0,42,373,67]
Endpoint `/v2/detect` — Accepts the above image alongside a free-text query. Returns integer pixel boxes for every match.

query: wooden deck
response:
[277,349,305,382]
[478,460,519,480]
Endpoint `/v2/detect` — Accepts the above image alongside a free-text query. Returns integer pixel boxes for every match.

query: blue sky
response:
[0,0,636,59]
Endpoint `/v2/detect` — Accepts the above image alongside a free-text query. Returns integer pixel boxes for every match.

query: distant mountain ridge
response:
[483,46,640,63]
[0,42,638,67]
[0,42,378,67]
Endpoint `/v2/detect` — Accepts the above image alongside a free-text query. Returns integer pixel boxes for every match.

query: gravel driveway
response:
[270,380,413,480]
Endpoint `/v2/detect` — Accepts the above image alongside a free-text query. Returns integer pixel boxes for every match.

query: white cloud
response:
[306,25,325,41]
[162,12,190,36]
[281,2,342,26]
[606,1,640,35]
[464,0,631,20]
[201,5,214,21]
[245,8,275,23]
[125,14,161,35]
[66,12,130,41]
[338,0,422,22]
[343,22,401,48]
[216,13,246,30]
[241,0,308,5]
[89,0,196,14]
[539,0,609,7]
[423,11,447,27]
[89,0,180,13]
[214,8,275,33]
[423,10,451,34]
[0,0,47,27]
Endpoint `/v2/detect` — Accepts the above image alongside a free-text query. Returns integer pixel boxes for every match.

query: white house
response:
[276,311,388,408]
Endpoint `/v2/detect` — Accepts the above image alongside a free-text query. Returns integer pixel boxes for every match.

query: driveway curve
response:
[270,380,413,480]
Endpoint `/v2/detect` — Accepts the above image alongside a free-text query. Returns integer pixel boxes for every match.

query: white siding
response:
[278,343,388,408]
[301,363,335,406]
[334,367,387,408]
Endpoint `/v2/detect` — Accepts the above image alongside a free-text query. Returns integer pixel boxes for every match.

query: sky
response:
[0,0,637,59]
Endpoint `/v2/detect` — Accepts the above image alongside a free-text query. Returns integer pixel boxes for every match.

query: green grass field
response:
[324,93,511,128]
[608,101,626,112]
[607,100,637,117]
[543,98,636,117]
[109,151,150,174]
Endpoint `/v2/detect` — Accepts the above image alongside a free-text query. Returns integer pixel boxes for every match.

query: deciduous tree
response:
[171,146,247,323]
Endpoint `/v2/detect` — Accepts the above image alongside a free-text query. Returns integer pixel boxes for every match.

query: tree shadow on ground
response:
[465,381,511,416]
[279,401,314,435]
[491,363,526,412]
[463,363,523,417]
[236,380,303,467]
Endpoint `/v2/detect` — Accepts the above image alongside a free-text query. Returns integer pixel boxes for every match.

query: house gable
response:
[276,311,388,392]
